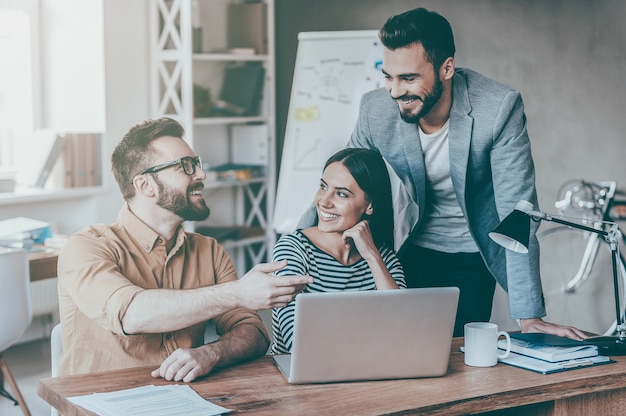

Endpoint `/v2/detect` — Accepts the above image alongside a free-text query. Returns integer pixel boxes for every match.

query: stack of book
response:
[206,163,265,182]
[63,133,102,188]
[498,333,612,374]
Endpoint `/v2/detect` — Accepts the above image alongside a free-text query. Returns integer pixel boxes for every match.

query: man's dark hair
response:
[379,7,456,71]
[111,117,184,200]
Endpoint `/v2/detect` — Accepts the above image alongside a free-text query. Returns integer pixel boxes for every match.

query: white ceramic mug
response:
[464,322,511,367]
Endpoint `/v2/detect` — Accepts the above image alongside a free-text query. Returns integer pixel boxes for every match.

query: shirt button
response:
[157,238,163,243]
[165,333,172,340]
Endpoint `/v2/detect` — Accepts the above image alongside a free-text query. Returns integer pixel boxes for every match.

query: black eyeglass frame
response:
[133,156,202,183]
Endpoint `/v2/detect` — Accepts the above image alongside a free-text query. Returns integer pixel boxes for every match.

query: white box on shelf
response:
[230,124,268,165]
[0,172,16,193]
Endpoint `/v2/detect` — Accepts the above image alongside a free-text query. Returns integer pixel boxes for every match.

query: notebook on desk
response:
[272,287,460,384]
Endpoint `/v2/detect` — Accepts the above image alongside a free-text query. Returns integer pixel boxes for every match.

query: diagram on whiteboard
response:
[300,58,352,105]
[288,40,384,171]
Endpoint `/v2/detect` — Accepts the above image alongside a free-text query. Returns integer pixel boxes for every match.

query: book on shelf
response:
[206,163,265,182]
[208,47,256,55]
[498,333,599,363]
[34,133,66,188]
[14,129,64,189]
[63,132,102,188]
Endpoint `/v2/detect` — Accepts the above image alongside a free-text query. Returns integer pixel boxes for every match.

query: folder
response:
[498,351,613,374]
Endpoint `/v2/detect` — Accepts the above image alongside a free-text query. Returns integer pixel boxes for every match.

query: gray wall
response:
[275,0,626,211]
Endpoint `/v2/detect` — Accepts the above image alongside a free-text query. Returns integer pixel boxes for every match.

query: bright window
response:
[0,0,105,191]
[0,0,39,173]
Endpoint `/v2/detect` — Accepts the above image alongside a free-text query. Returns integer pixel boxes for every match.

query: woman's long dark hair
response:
[323,148,394,249]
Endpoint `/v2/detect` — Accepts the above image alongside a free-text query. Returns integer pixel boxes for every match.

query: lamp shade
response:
[489,201,534,254]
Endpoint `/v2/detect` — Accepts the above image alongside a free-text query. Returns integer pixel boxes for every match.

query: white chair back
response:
[50,323,63,416]
[0,249,32,415]
[50,323,63,377]
[0,250,32,352]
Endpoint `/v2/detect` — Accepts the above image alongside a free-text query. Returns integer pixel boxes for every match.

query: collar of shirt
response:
[117,203,186,255]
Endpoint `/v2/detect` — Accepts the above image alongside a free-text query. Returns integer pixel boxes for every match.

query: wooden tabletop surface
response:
[38,338,626,415]
[28,248,58,282]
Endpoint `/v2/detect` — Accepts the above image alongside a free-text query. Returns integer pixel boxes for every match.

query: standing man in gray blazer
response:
[300,7,585,339]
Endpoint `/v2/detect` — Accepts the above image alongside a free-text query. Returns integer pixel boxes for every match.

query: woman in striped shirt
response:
[270,148,406,354]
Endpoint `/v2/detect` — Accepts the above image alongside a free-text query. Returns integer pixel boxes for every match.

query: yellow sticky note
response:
[294,106,320,122]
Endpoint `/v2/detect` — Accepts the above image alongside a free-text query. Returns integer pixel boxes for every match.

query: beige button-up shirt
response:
[57,204,267,376]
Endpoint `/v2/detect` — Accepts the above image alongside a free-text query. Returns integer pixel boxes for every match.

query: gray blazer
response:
[299,68,544,320]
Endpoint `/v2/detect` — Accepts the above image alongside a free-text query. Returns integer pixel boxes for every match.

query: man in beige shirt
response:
[57,117,311,382]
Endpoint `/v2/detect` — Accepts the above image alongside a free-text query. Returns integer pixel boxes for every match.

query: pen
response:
[562,359,594,368]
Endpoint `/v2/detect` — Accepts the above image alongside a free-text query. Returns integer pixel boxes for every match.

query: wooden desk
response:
[38,338,626,415]
[28,249,58,282]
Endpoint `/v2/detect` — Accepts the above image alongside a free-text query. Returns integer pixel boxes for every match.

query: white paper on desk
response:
[69,384,231,416]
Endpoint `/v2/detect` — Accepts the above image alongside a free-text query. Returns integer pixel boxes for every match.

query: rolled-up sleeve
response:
[58,229,144,335]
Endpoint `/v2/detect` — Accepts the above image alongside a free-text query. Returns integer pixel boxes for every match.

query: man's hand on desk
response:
[520,318,588,341]
[151,324,268,383]
[151,346,216,383]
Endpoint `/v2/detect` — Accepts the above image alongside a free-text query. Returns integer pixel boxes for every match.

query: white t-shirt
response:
[410,120,478,253]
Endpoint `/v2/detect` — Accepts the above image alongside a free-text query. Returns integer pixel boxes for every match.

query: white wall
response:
[446,0,626,209]
[94,0,151,224]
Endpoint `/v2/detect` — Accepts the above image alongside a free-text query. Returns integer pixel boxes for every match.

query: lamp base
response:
[587,336,626,356]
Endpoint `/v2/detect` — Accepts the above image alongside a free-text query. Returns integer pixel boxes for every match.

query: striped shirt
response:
[269,230,406,354]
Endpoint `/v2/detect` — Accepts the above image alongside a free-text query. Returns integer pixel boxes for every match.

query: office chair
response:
[0,250,32,416]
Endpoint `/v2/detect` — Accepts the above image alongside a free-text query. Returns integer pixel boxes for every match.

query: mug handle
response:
[497,331,511,359]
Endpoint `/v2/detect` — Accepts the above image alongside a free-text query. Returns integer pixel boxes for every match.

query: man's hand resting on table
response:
[520,318,588,341]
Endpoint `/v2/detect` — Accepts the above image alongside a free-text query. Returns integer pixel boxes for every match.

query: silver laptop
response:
[272,287,460,384]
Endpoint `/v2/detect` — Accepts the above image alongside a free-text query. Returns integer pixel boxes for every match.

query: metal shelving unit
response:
[149,0,276,274]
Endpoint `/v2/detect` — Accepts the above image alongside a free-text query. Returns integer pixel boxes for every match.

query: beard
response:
[155,177,210,222]
[397,76,444,124]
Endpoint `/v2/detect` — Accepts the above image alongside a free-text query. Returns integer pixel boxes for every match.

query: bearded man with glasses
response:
[57,117,312,382]
[134,155,209,222]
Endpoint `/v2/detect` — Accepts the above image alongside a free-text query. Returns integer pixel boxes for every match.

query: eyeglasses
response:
[135,156,202,180]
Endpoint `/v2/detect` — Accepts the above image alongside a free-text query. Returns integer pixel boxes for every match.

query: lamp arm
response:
[506,203,626,347]
[526,210,610,238]
[530,210,624,340]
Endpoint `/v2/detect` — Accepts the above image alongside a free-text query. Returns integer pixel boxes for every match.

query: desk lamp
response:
[489,200,626,355]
